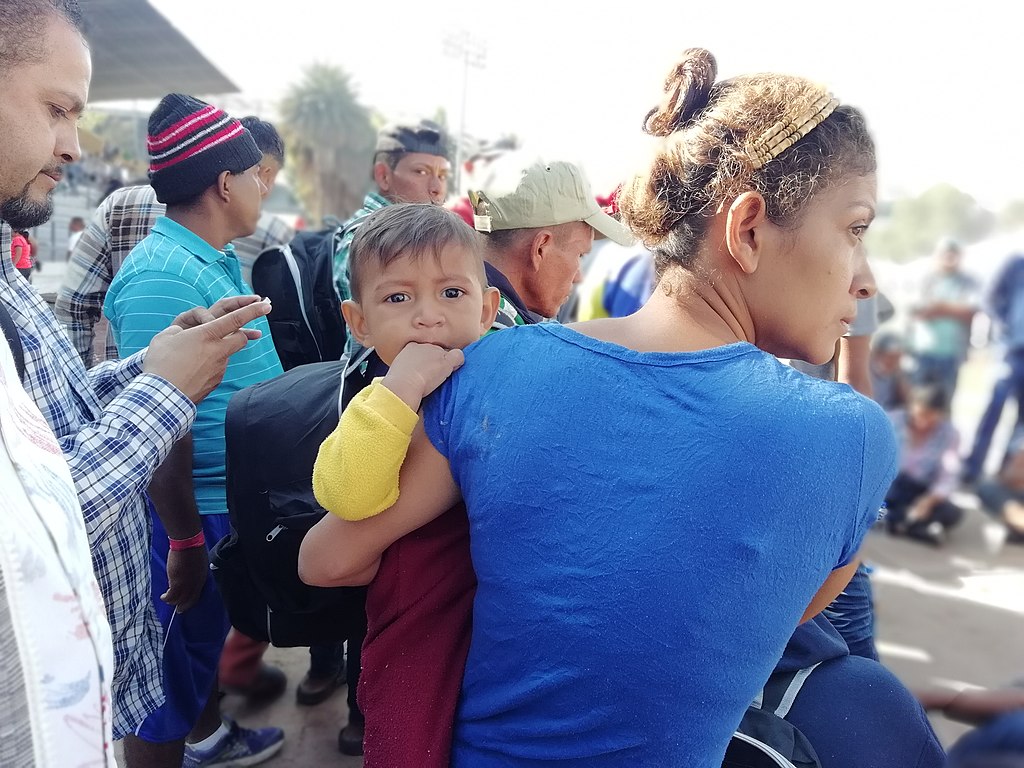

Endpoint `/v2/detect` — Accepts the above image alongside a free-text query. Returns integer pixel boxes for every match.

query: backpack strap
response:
[278,242,324,361]
[339,344,380,415]
[753,662,823,719]
[0,302,26,383]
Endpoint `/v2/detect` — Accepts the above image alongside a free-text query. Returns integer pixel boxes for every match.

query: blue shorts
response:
[135,507,232,743]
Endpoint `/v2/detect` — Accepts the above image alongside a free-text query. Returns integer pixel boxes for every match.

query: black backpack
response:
[210,348,378,647]
[250,223,347,371]
[723,664,823,768]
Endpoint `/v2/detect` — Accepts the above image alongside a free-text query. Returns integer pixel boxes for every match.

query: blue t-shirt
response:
[104,217,283,516]
[422,323,897,767]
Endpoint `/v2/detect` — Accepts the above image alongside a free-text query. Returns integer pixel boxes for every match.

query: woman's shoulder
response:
[464,323,557,360]
[768,367,895,452]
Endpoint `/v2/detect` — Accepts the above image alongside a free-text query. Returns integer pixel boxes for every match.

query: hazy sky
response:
[145,0,1020,209]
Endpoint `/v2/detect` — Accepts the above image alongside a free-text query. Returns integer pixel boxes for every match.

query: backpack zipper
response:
[266,525,285,542]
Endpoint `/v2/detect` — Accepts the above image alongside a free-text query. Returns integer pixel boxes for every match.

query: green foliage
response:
[278,64,376,227]
[867,183,996,262]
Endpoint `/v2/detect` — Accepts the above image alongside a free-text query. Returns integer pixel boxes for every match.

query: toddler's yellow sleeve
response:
[312,380,419,521]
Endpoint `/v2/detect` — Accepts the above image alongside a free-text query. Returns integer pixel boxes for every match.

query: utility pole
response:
[442,31,487,195]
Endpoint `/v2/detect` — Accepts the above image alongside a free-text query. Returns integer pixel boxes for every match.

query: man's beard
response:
[0,183,54,230]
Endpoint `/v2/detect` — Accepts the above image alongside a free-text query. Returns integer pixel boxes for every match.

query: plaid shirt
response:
[332,191,390,301]
[54,185,293,366]
[0,223,196,738]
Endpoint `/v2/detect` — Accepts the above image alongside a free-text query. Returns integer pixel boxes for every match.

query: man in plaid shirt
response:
[55,116,293,367]
[0,0,272,741]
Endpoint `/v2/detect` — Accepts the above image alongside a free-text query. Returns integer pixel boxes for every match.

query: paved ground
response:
[38,257,1016,765]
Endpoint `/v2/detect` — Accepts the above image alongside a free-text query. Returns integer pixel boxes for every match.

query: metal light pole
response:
[442,31,487,195]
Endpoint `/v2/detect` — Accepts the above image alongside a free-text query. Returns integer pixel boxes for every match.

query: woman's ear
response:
[341,300,371,347]
[725,191,769,275]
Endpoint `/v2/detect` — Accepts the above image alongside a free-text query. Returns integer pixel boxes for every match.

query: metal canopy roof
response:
[84,0,238,103]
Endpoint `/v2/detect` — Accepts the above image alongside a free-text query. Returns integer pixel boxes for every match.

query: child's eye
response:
[851,224,869,239]
[442,288,465,299]
[385,293,409,303]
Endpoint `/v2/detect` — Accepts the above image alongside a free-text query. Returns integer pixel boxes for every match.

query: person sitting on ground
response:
[883,383,964,545]
[300,47,903,766]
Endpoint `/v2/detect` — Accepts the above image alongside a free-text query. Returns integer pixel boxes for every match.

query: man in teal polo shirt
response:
[105,94,284,768]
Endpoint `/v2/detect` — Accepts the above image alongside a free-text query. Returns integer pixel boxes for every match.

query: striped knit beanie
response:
[147,93,262,205]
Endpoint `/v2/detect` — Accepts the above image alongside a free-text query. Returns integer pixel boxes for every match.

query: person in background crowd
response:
[975,426,1024,543]
[55,117,293,368]
[918,680,1024,766]
[10,228,32,279]
[909,236,979,401]
[568,190,655,323]
[963,251,1024,484]
[884,383,964,546]
[104,93,285,768]
[66,214,84,258]
[332,119,451,301]
[447,135,520,227]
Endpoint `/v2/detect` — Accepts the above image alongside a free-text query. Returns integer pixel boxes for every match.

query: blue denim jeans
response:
[822,563,878,661]
[964,348,1024,482]
[948,710,1024,767]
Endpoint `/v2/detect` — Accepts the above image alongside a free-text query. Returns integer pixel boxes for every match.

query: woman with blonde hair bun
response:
[301,48,922,765]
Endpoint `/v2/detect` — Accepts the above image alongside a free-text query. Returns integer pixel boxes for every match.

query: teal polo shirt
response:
[105,216,283,516]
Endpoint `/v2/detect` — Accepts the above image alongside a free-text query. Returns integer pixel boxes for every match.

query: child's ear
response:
[480,286,500,333]
[341,300,371,347]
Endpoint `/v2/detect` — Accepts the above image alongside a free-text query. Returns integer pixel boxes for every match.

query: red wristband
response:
[168,531,205,551]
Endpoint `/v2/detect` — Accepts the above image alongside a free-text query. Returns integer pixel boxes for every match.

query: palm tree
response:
[279,64,376,227]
